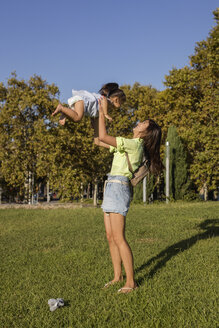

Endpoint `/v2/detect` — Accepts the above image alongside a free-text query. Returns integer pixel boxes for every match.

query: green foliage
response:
[48,117,112,200]
[133,175,158,203]
[133,181,143,203]
[166,126,190,200]
[0,73,59,195]
[0,73,113,201]
[160,10,219,194]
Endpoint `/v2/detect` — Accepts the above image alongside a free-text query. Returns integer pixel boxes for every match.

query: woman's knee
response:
[113,233,126,247]
[106,231,114,243]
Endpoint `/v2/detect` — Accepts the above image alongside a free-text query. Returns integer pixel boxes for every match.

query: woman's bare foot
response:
[52,103,63,116]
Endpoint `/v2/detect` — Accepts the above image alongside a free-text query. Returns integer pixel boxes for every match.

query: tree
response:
[157,9,219,195]
[166,126,190,200]
[0,73,114,202]
[0,73,59,200]
[188,9,219,196]
[48,116,113,201]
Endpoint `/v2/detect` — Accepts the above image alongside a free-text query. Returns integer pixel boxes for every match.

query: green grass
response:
[0,202,218,328]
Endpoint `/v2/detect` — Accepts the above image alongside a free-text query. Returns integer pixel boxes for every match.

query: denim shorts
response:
[101,175,131,217]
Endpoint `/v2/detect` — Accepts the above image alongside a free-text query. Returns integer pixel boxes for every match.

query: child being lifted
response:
[52,83,126,143]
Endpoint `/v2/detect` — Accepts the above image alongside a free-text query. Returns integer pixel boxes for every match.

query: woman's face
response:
[133,120,149,135]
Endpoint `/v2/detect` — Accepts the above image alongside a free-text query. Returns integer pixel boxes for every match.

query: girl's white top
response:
[68,89,101,118]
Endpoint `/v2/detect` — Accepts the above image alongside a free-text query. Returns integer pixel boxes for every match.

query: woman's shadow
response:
[135,219,219,285]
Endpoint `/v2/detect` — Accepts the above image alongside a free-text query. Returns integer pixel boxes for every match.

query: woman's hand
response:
[98,96,107,115]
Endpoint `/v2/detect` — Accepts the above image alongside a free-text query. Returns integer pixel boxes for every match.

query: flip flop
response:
[103,277,123,289]
[103,281,114,288]
[118,286,138,294]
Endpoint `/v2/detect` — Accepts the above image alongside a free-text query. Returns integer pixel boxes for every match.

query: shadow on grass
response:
[64,300,71,307]
[135,219,219,286]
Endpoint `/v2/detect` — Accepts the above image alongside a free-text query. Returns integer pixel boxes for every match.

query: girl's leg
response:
[109,213,136,289]
[52,101,84,123]
[104,212,123,282]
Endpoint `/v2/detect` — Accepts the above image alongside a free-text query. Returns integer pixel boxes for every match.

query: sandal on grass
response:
[117,286,138,294]
[103,277,123,289]
[103,281,114,288]
[103,281,120,289]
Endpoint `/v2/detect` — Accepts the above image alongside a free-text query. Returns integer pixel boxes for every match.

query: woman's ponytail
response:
[143,120,164,175]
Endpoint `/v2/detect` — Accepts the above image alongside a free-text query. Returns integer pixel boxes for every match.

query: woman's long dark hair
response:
[99,83,126,103]
[143,119,164,175]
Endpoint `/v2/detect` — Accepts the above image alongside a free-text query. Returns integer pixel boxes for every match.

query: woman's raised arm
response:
[98,98,117,147]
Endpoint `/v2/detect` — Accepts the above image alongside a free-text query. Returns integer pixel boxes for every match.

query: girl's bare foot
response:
[52,103,63,116]
[59,113,66,125]
[59,118,66,125]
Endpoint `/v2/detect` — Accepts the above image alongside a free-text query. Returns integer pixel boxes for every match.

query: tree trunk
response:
[36,183,39,204]
[93,180,98,206]
[143,177,147,203]
[87,183,90,199]
[203,182,208,201]
[28,171,31,205]
[31,173,34,204]
[24,174,28,204]
[166,141,170,203]
[47,180,50,203]
[80,182,83,205]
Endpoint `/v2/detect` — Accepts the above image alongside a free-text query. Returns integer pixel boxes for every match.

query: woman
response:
[97,98,163,293]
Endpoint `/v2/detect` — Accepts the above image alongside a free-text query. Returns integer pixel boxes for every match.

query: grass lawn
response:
[0,202,218,328]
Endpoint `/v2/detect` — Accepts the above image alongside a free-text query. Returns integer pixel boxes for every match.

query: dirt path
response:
[0,202,98,209]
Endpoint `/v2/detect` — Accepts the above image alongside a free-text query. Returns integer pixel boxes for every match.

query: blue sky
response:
[1,0,218,102]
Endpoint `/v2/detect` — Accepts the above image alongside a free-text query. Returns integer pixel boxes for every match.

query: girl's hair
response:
[143,119,164,175]
[99,83,126,103]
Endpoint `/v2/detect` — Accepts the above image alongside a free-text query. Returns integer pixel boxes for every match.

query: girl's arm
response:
[98,98,117,147]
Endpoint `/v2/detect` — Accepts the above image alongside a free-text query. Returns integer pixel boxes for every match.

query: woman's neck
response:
[133,131,141,138]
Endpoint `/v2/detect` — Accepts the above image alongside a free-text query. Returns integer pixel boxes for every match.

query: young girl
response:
[98,98,163,293]
[51,83,126,140]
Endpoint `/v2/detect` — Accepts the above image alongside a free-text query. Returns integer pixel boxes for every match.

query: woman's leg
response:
[104,213,123,282]
[52,101,84,123]
[109,213,136,289]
